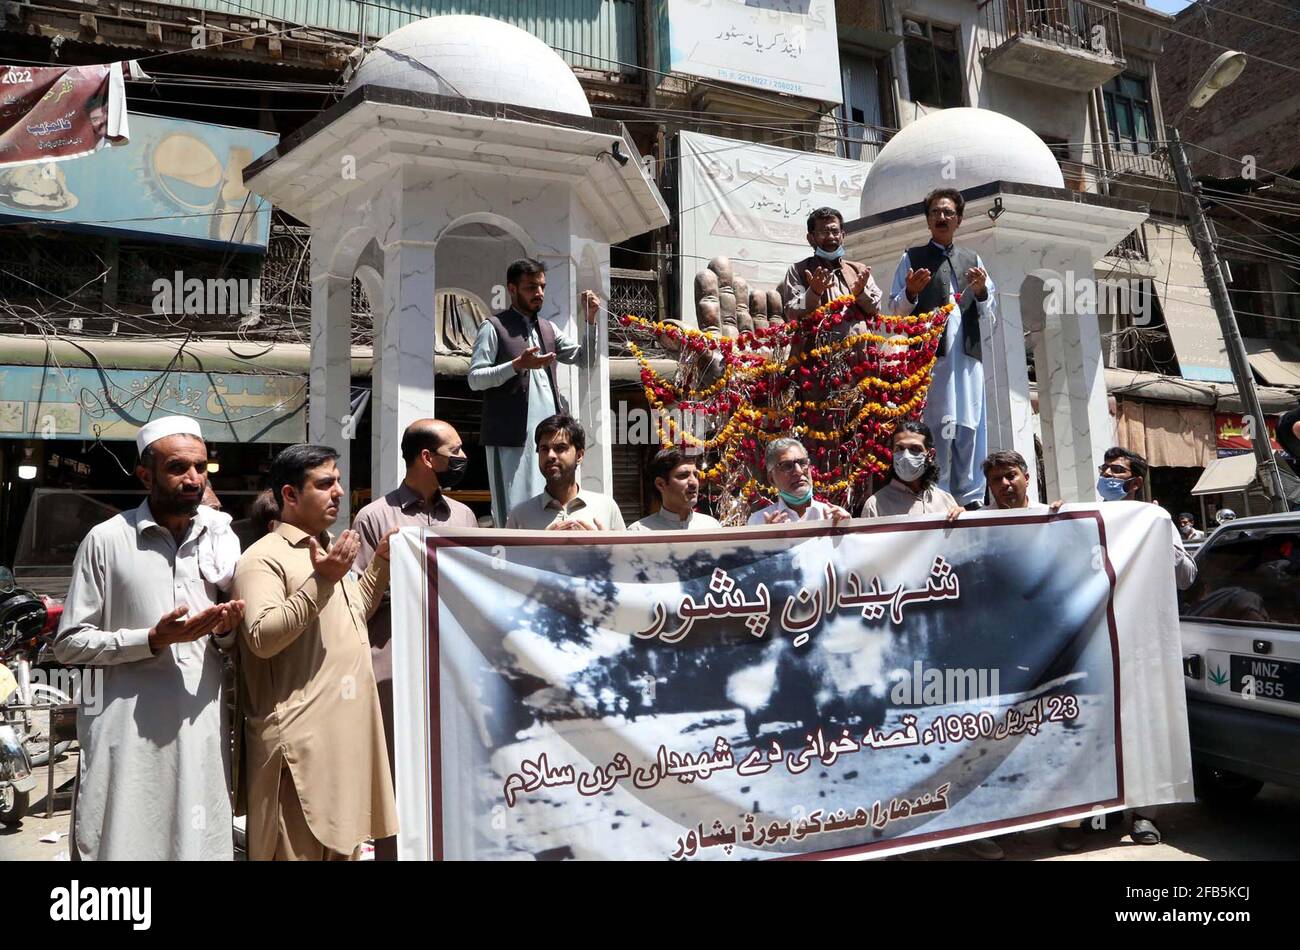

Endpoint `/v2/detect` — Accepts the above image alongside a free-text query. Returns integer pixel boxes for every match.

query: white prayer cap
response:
[136,415,204,455]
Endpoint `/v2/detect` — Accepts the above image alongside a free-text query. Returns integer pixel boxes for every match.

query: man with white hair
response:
[747,438,851,525]
[55,416,244,860]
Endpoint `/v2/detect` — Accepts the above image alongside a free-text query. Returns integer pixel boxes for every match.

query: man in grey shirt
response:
[55,415,244,860]
[631,447,722,532]
[352,418,475,859]
[505,414,625,531]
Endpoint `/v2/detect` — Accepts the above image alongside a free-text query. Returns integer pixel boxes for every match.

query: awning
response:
[1192,453,1256,495]
[1244,338,1300,388]
[1116,399,1216,467]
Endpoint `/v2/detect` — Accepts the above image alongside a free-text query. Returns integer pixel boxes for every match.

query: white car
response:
[1179,511,1300,800]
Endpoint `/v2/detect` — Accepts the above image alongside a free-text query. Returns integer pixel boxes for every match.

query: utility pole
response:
[1167,125,1288,512]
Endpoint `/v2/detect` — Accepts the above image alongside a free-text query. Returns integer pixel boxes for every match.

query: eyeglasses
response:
[928,209,959,219]
[777,458,811,474]
[1098,463,1132,476]
[812,227,843,237]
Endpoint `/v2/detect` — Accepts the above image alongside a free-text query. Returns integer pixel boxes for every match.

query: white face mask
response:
[893,449,928,482]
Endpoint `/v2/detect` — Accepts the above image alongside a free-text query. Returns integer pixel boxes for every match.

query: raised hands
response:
[513,345,557,372]
[309,530,360,584]
[148,600,245,652]
[375,527,401,561]
[849,266,871,300]
[905,267,932,300]
[804,266,834,297]
[581,290,601,325]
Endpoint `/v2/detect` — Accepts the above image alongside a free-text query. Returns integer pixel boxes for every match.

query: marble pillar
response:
[373,170,440,493]
[309,258,354,525]
[1028,246,1112,503]
[978,244,1040,505]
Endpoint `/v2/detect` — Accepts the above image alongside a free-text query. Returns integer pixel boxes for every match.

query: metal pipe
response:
[1167,126,1288,513]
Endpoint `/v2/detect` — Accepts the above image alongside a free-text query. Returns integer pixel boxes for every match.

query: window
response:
[1103,74,1156,155]
[1225,260,1273,339]
[903,19,964,109]
[837,52,888,161]
[1179,525,1300,628]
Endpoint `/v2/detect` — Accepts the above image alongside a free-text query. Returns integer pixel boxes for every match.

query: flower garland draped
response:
[618,295,954,524]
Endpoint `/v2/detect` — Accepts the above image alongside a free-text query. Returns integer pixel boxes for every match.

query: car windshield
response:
[1179,525,1300,628]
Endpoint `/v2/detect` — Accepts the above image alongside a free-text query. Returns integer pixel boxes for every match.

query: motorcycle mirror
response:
[0,567,13,594]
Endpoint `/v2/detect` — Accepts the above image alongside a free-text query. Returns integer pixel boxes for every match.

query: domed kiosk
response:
[858,108,1064,218]
[843,108,1147,504]
[345,15,593,118]
[244,15,668,516]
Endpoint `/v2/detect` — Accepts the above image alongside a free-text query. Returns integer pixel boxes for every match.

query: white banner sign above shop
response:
[662,0,842,103]
[677,131,870,321]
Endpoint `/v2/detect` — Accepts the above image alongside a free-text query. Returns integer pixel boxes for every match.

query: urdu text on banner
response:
[391,503,1193,860]
[677,131,869,322]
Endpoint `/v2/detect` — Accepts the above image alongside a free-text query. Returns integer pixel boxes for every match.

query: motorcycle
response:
[0,567,71,826]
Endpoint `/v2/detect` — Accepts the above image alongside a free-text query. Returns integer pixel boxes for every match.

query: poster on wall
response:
[0,63,140,166]
[1215,411,1280,459]
[662,0,842,103]
[677,130,869,321]
[0,112,278,249]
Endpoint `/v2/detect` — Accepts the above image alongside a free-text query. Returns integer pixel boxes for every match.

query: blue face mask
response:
[779,487,814,507]
[1097,476,1130,502]
[813,244,845,262]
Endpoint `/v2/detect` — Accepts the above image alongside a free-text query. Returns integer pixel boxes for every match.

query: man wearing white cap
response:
[55,415,245,860]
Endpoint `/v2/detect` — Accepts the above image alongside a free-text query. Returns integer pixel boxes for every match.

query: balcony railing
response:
[1102,143,1173,180]
[835,123,898,164]
[978,0,1125,90]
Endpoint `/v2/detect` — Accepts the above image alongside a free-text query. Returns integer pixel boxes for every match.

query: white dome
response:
[860,108,1064,218]
[347,15,592,118]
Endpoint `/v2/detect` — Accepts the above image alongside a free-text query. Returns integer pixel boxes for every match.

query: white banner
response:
[677,130,870,324]
[664,0,842,103]
[392,503,1194,860]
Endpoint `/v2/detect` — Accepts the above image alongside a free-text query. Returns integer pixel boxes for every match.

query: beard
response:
[513,294,542,317]
[544,463,576,488]
[151,484,203,519]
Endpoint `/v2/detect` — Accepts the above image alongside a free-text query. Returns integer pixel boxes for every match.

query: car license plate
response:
[1228,655,1300,704]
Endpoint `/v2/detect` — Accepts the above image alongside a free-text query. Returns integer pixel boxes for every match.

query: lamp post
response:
[1166,51,1288,513]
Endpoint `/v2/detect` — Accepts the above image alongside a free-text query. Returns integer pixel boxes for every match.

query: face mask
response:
[893,450,928,483]
[437,454,469,489]
[1097,476,1129,502]
[813,244,845,262]
[779,487,814,507]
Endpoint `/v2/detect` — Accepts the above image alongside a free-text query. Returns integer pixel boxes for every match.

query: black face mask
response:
[437,453,469,489]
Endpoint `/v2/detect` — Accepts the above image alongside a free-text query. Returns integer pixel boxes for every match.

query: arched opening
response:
[434,219,529,357]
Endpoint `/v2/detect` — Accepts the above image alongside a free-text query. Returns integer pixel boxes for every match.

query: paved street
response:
[3,747,1295,861]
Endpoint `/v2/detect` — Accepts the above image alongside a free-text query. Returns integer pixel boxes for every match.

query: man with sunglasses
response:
[886,188,995,509]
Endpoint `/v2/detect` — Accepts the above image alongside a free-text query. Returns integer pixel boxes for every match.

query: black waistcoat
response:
[906,243,983,361]
[479,308,565,447]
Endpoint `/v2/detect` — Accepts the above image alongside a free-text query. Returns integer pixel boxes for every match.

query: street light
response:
[1185,51,1247,114]
[1165,51,1289,513]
